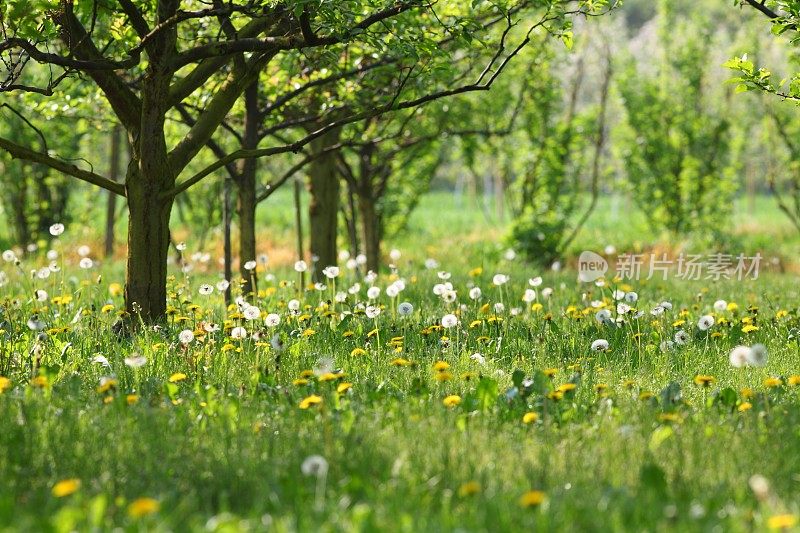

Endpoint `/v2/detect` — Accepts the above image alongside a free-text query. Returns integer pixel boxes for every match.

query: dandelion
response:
[764,377,783,388]
[243,306,261,321]
[742,324,759,333]
[522,412,539,424]
[674,330,689,345]
[713,300,727,312]
[178,329,195,345]
[243,260,257,271]
[469,287,482,300]
[729,345,751,368]
[264,313,280,327]
[386,284,399,298]
[767,514,798,530]
[625,291,638,303]
[522,289,536,303]
[52,478,80,497]
[230,326,248,340]
[199,284,213,295]
[591,339,609,352]
[0,377,11,394]
[124,354,147,368]
[458,481,481,497]
[697,315,714,331]
[49,223,65,236]
[367,286,381,299]
[398,302,414,316]
[443,395,461,408]
[693,375,716,387]
[529,276,542,287]
[390,249,401,261]
[301,455,329,477]
[441,314,458,328]
[299,394,323,409]
[424,258,439,269]
[128,498,160,518]
[322,266,339,279]
[470,353,486,365]
[595,309,612,324]
[216,279,230,292]
[79,257,94,269]
[492,274,509,286]
[365,305,381,319]
[519,490,546,508]
[747,343,767,367]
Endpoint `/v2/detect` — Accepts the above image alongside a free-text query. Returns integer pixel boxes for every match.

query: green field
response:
[1,192,800,531]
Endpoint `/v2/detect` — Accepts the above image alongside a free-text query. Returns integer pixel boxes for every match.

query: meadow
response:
[1,193,799,532]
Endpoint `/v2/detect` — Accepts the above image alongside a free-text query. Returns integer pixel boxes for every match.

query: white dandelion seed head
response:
[49,223,65,236]
[2,250,16,262]
[230,326,248,340]
[437,271,451,280]
[729,345,751,368]
[355,254,367,266]
[541,287,553,299]
[713,300,728,313]
[529,276,542,287]
[199,284,213,296]
[265,313,280,327]
[493,302,505,314]
[243,260,257,271]
[124,354,147,368]
[697,315,715,331]
[625,291,639,303]
[288,299,300,311]
[322,266,340,279]
[747,344,768,367]
[470,353,486,365]
[243,306,261,321]
[612,290,626,301]
[77,245,90,257]
[469,287,482,300]
[385,284,399,298]
[390,249,401,261]
[492,274,509,286]
[424,258,439,270]
[595,309,612,323]
[301,455,328,477]
[365,305,381,319]
[334,291,347,303]
[398,302,414,316]
[522,289,536,303]
[674,330,689,345]
[79,258,94,269]
[367,286,381,300]
[34,289,48,302]
[441,313,458,328]
[338,250,350,261]
[179,329,195,344]
[591,339,609,351]
[216,279,230,292]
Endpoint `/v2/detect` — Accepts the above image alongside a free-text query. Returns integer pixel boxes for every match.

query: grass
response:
[1,193,800,531]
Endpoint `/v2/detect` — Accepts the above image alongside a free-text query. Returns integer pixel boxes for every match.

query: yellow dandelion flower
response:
[52,478,81,497]
[556,383,576,393]
[0,376,11,394]
[469,267,483,277]
[96,379,118,394]
[693,375,716,388]
[788,375,800,386]
[741,387,754,399]
[469,319,483,328]
[299,394,323,409]
[543,368,558,378]
[101,304,115,314]
[168,373,187,383]
[546,391,564,401]
[767,514,798,530]
[639,391,655,401]
[301,328,316,337]
[742,324,759,333]
[738,402,752,412]
[128,497,160,518]
[299,370,315,378]
[108,283,123,297]
[350,348,367,357]
[292,378,309,386]
[519,490,546,508]
[31,376,49,388]
[531,303,543,312]
[342,330,355,338]
[433,361,450,372]
[727,302,739,312]
[776,309,788,319]
[337,382,352,394]
[318,372,343,382]
[672,319,686,327]
[443,395,461,408]
[458,481,481,497]
[391,358,413,367]
[522,412,539,424]
[764,377,783,388]
[435,371,453,382]
[126,394,140,405]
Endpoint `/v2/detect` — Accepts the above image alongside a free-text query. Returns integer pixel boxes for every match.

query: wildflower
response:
[263,313,280,327]
[243,306,261,321]
[522,412,539,424]
[469,287,482,300]
[697,315,714,331]
[625,291,638,303]
[738,402,752,412]
[294,260,308,272]
[519,490,546,508]
[322,266,340,279]
[391,358,413,367]
[729,346,751,368]
[470,353,486,365]
[337,382,352,394]
[458,481,481,497]
[128,498,160,518]
[441,314,458,328]
[443,395,461,408]
[492,274,509,286]
[693,375,716,387]
[435,372,453,382]
[434,361,450,372]
[51,479,80,497]
[169,373,187,383]
[0,377,10,394]
[529,276,542,287]
[674,330,689,345]
[365,306,381,319]
[522,289,536,303]
[764,377,783,388]
[591,339,609,352]
[398,302,414,316]
[299,394,323,409]
[713,300,727,312]
[350,348,367,357]
[742,324,759,333]
[178,329,194,344]
[788,375,800,386]
[301,455,328,477]
[230,326,248,340]
[767,514,798,530]
[747,344,767,367]
[49,223,65,236]
[124,354,147,368]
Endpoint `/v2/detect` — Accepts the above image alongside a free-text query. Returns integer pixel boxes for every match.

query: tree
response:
[0,0,614,321]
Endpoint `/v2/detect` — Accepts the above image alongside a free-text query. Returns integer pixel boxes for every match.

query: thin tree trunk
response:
[293,176,306,289]
[358,193,380,274]
[237,81,260,298]
[308,128,341,280]
[346,183,360,261]
[105,123,123,258]
[223,176,233,305]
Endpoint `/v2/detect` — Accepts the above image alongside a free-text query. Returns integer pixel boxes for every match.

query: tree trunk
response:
[125,162,173,322]
[293,177,306,289]
[222,176,233,306]
[308,128,341,280]
[358,193,380,274]
[104,124,123,258]
[237,81,260,297]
